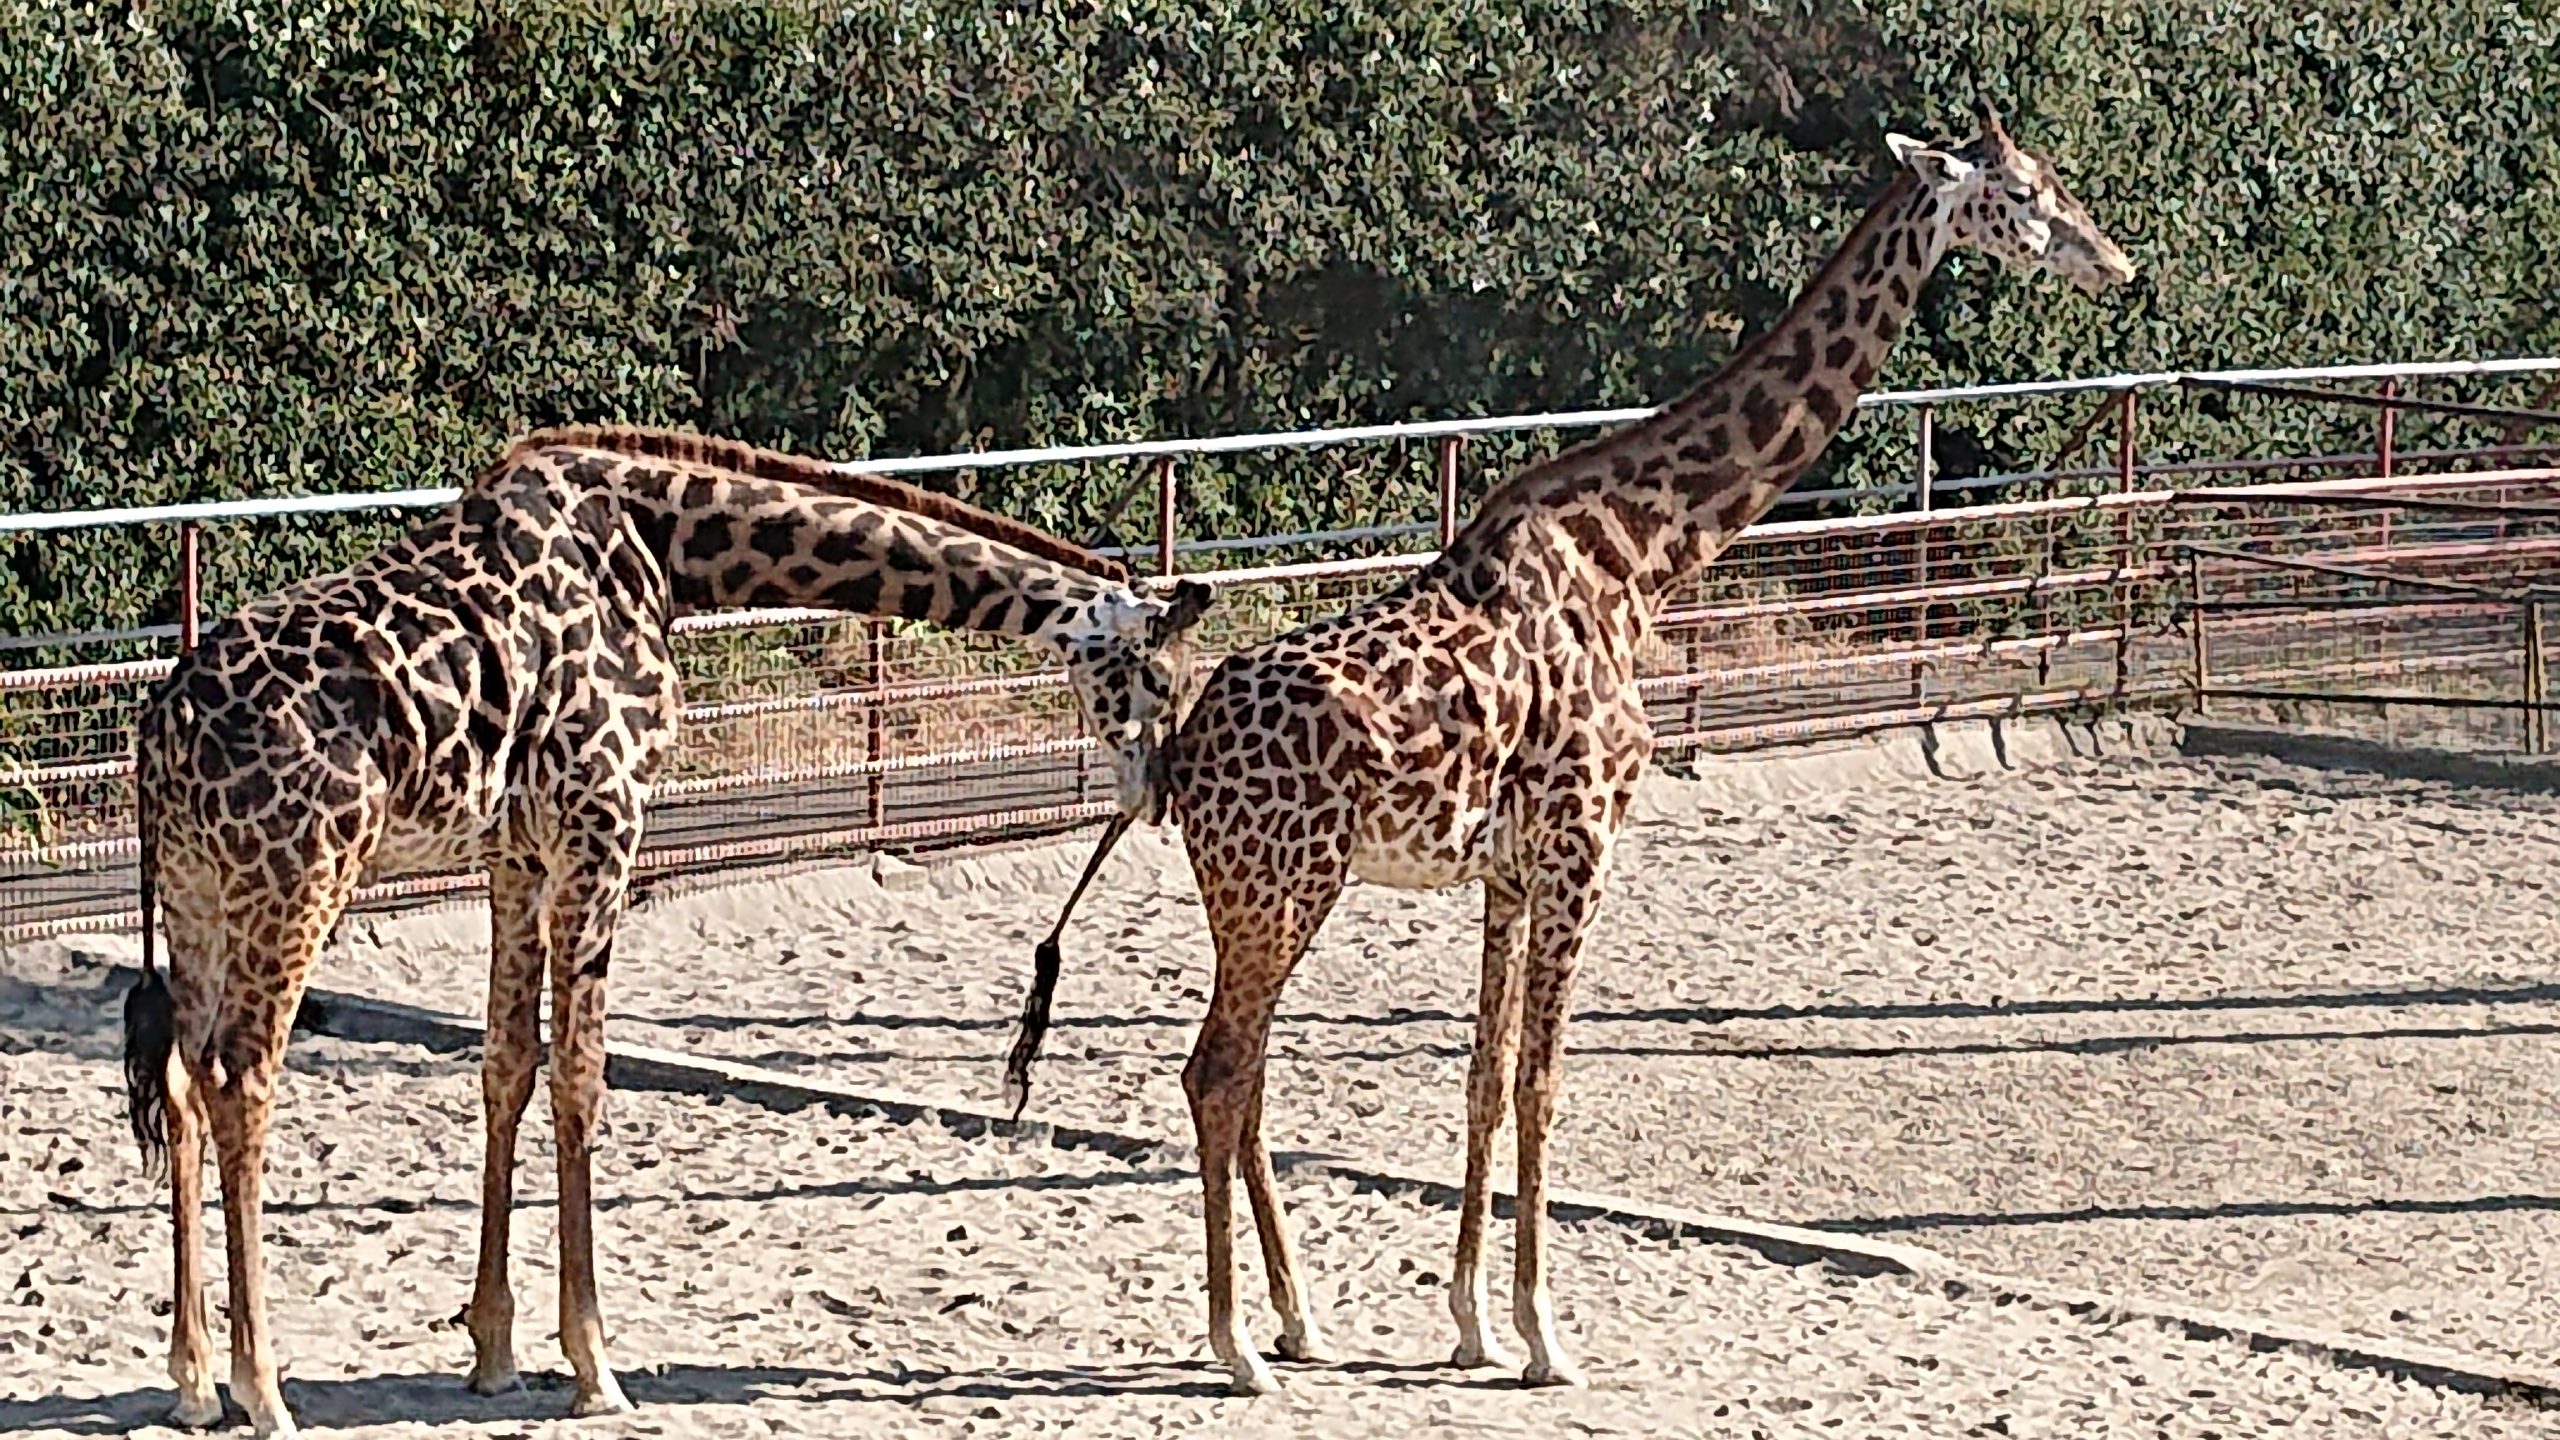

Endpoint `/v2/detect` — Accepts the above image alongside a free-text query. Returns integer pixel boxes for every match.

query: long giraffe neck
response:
[494,439,1129,649]
[1445,171,1945,606]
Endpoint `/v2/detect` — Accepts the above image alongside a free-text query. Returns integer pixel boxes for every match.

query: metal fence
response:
[6,357,2560,938]
[2188,493,2560,754]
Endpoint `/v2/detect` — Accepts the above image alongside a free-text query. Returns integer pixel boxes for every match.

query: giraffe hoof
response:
[1225,1355,1283,1396]
[465,1361,522,1397]
[168,1388,225,1428]
[571,1376,636,1417]
[1522,1357,1587,1389]
[1272,1325,1329,1364]
[1449,1336,1519,1371]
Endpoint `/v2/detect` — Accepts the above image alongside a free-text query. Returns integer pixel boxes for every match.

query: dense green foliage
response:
[4,0,2556,637]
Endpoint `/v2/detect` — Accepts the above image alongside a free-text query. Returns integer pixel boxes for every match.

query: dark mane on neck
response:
[493,423,1131,583]
[1459,170,1924,528]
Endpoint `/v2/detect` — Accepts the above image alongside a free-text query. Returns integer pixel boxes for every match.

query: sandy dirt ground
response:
[8,934,2560,1439]
[230,718,2560,1380]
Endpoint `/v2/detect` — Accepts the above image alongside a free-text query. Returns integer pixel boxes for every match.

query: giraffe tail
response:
[1001,812,1133,1121]
[122,772,174,1182]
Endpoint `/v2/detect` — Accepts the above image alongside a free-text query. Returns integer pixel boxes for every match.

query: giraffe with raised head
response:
[1151,104,2134,1394]
[117,424,1213,1435]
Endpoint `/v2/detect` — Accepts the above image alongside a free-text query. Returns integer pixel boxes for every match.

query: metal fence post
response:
[2113,391,2138,700]
[2524,600,2546,755]
[1912,404,1935,700]
[2115,390,2138,492]
[864,621,887,828]
[1155,456,1179,577]
[2377,378,2398,480]
[1436,436,1463,549]
[177,523,201,651]
[2188,547,2208,712]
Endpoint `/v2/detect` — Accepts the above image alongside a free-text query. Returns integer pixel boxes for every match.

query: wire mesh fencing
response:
[11,462,2560,939]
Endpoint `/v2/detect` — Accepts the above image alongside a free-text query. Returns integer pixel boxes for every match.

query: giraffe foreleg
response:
[1449,873,1527,1371]
[543,845,636,1418]
[464,857,546,1395]
[1181,850,1345,1395]
[1182,996,1281,1396]
[1238,1073,1325,1363]
[1510,828,1616,1390]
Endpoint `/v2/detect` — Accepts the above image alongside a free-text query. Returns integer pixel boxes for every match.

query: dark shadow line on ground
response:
[1260,1019,2560,1068]
[0,1357,1281,1434]
[672,1019,2560,1077]
[6,1165,1187,1224]
[632,979,2560,1038]
[1810,1191,2560,1235]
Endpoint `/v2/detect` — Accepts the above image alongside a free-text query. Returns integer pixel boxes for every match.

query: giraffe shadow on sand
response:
[0,1356,1365,1434]
[0,1363,860,1436]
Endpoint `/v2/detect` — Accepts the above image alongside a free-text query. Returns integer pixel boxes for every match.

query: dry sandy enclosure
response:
[9,716,2560,1436]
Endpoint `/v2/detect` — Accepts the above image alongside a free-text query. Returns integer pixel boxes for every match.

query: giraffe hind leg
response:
[465,856,547,1395]
[543,834,639,1417]
[1509,840,1613,1390]
[203,866,363,1438]
[1450,874,1527,1371]
[120,949,222,1425]
[165,1050,222,1426]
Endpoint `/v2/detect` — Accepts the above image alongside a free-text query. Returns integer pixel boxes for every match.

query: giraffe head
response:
[1885,100,2136,297]
[1059,577,1216,822]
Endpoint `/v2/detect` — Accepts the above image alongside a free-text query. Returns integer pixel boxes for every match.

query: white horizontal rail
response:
[3,356,2553,536]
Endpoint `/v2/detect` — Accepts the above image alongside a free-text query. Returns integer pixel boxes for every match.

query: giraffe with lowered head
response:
[119,424,1213,1434]
[1127,103,2134,1394]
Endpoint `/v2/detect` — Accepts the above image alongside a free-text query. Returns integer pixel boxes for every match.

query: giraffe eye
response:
[2004,185,2033,204]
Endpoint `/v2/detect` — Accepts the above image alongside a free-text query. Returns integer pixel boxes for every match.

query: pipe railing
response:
[4,356,2555,538]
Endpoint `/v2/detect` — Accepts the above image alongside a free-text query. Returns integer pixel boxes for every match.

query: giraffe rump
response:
[500,424,1132,583]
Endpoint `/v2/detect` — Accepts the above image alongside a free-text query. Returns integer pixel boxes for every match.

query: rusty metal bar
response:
[655,737,1097,802]
[2111,392,2138,699]
[2164,490,2560,520]
[2115,391,2139,493]
[2197,686,2560,713]
[2377,378,2399,480]
[1913,404,1934,698]
[1650,680,2191,756]
[2039,392,2122,488]
[2527,601,2548,755]
[1156,456,1179,577]
[1436,436,1463,548]
[177,523,201,651]
[2188,547,2208,712]
[2501,377,2560,449]
[864,621,887,828]
[2177,543,2523,600]
[2183,376,2560,430]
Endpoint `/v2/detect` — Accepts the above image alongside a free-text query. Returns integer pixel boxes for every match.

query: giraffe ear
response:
[1886,132,1973,187]
[1162,578,1215,635]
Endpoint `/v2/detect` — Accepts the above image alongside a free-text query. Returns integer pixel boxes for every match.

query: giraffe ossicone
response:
[114,424,1209,1434]
[1021,108,2137,1397]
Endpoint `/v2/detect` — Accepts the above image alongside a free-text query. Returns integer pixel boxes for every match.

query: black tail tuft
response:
[1001,813,1131,1122]
[1001,935,1064,1122]
[124,966,175,1181]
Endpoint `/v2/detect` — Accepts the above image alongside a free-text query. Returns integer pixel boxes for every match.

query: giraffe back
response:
[139,456,683,884]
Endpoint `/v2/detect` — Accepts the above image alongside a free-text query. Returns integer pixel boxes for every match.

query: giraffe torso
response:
[138,463,683,886]
[1171,550,1654,893]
